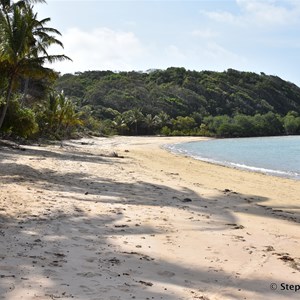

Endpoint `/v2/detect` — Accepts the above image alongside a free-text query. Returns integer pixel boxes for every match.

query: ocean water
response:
[166,136,300,180]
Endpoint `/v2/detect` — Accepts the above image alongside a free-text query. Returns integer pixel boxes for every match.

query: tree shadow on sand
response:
[1,153,299,226]
[0,206,298,300]
[0,144,299,299]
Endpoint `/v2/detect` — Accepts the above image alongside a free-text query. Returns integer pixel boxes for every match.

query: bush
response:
[283,113,300,134]
[2,98,38,138]
[160,126,172,136]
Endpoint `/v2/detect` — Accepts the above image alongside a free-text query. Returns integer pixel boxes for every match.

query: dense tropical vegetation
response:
[1,1,300,140]
[0,0,75,139]
[54,68,300,137]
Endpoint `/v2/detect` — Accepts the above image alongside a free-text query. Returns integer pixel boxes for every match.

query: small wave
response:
[226,161,300,179]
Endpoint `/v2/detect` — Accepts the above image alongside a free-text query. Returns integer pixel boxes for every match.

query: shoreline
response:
[163,135,300,181]
[0,135,299,300]
[119,135,299,206]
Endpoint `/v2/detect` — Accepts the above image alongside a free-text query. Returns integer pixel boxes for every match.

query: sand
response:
[0,136,299,300]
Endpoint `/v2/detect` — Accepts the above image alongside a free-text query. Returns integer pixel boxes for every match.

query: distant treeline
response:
[54,68,300,137]
[2,64,300,139]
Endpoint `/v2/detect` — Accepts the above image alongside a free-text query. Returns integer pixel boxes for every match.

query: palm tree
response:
[42,91,82,136]
[0,0,70,130]
[55,92,82,134]
[157,111,171,127]
[123,108,144,135]
[144,114,161,134]
[112,114,128,135]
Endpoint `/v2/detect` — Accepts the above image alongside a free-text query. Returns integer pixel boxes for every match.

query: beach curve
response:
[0,136,299,300]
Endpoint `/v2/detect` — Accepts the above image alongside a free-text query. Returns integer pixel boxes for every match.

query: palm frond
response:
[39,54,72,63]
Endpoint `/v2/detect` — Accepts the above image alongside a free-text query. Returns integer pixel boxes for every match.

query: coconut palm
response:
[55,92,82,134]
[112,114,129,135]
[144,114,161,134]
[40,91,82,136]
[0,0,70,129]
[123,108,144,135]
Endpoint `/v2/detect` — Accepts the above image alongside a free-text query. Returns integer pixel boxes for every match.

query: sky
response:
[35,0,300,86]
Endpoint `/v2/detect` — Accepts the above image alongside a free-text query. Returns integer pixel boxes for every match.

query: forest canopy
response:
[54,68,300,137]
[1,0,300,141]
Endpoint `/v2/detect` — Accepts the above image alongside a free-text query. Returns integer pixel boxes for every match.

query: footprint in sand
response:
[158,270,175,277]
[85,257,97,263]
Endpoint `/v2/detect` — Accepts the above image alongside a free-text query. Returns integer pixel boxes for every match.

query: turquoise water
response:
[167,136,300,180]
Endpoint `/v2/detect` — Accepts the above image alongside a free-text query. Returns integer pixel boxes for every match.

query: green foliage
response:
[160,126,172,136]
[199,112,285,137]
[122,108,144,135]
[78,105,103,134]
[2,97,38,138]
[36,92,83,138]
[0,0,69,137]
[112,114,129,135]
[56,68,300,121]
[172,116,196,132]
[143,114,162,134]
[52,68,300,138]
[283,112,300,135]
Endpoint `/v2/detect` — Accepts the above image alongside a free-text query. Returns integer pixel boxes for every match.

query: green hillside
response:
[55,68,300,137]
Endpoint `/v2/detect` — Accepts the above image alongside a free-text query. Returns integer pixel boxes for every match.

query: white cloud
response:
[49,27,145,73]
[204,0,300,27]
[203,10,239,25]
[238,0,300,25]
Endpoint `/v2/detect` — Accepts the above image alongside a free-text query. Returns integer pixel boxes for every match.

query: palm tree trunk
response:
[20,78,29,107]
[0,78,13,130]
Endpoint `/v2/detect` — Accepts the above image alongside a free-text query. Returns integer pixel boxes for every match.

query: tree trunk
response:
[0,78,14,130]
[20,78,29,107]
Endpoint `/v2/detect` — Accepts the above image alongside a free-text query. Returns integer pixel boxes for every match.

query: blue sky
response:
[36,0,300,86]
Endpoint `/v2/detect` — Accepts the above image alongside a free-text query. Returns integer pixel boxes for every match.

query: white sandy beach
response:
[0,136,299,300]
